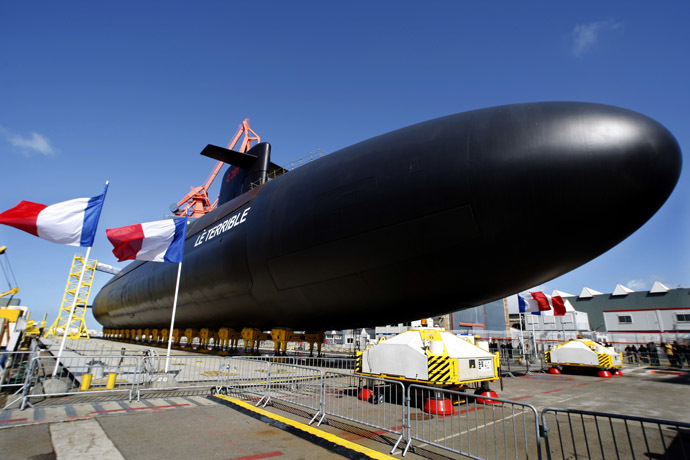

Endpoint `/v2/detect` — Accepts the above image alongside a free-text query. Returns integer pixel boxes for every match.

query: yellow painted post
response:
[271,328,283,355]
[229,330,241,351]
[183,328,198,349]
[106,373,117,390]
[218,328,229,355]
[80,374,93,391]
[172,328,180,347]
[242,328,254,354]
[200,328,210,352]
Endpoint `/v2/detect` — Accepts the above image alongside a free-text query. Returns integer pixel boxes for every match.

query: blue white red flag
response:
[517,292,555,315]
[0,186,108,247]
[518,294,539,313]
[531,292,552,312]
[518,294,527,312]
[106,218,186,263]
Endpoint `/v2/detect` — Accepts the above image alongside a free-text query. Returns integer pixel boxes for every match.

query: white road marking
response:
[50,418,126,460]
[410,409,529,450]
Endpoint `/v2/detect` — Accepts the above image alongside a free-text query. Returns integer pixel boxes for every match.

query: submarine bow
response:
[93,102,682,331]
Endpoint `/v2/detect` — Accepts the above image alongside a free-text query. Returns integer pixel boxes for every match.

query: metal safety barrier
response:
[258,362,324,424]
[541,407,690,460]
[234,355,355,372]
[9,350,690,460]
[216,357,271,402]
[41,337,126,356]
[405,385,542,459]
[293,356,356,372]
[135,354,224,399]
[321,371,407,454]
[0,350,37,390]
[20,354,140,409]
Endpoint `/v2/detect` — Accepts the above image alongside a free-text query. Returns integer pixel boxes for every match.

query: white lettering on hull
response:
[194,207,251,247]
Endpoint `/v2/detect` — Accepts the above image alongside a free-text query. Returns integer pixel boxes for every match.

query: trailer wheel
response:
[370,391,385,405]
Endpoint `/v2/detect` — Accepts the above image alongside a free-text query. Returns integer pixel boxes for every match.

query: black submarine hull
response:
[93,102,682,331]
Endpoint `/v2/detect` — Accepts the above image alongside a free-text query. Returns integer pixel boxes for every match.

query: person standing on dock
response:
[648,342,659,366]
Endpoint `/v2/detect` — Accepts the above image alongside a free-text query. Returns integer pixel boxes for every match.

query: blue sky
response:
[1,2,688,329]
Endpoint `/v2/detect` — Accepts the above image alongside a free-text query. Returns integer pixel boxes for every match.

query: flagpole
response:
[519,312,524,358]
[53,245,93,377]
[164,261,183,373]
[530,312,537,360]
[52,180,109,378]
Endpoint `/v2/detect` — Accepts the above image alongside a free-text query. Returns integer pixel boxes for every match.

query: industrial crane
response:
[0,246,19,307]
[171,119,261,218]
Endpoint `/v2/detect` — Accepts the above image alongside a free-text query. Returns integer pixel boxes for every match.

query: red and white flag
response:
[551,295,567,316]
[106,218,187,263]
[0,187,107,247]
[531,292,552,312]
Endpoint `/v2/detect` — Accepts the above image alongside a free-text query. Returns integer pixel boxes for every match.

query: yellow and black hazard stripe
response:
[355,352,362,373]
[213,394,396,459]
[428,355,452,382]
[598,353,613,368]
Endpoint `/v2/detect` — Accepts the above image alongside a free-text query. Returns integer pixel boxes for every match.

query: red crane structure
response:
[172,119,261,218]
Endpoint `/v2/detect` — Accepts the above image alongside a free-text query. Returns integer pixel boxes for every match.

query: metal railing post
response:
[19,356,38,410]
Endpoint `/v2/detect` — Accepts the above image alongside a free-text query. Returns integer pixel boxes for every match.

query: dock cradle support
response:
[101,326,325,356]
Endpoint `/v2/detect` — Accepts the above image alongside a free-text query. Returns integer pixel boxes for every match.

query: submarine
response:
[93,102,682,332]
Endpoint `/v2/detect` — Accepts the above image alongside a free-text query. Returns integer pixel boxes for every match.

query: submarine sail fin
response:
[206,142,287,204]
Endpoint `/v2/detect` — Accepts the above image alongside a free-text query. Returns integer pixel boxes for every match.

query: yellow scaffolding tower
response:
[44,253,97,339]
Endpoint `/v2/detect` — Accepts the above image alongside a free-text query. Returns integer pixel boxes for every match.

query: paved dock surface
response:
[1,363,689,459]
[0,396,354,460]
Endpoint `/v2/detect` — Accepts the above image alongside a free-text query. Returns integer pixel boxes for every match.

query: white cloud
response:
[626,279,648,291]
[626,276,676,292]
[572,20,622,57]
[0,125,56,156]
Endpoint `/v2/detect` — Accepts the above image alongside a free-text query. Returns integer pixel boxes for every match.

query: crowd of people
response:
[623,341,689,367]
[487,338,689,368]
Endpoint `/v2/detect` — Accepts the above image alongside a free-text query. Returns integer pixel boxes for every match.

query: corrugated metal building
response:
[563,284,690,342]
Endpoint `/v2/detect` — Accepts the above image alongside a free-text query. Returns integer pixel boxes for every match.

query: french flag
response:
[518,291,566,316]
[530,292,552,313]
[518,294,539,313]
[106,218,187,263]
[0,188,107,247]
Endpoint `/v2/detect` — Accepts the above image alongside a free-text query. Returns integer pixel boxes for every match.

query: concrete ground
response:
[1,359,689,459]
[0,396,349,460]
[496,365,690,421]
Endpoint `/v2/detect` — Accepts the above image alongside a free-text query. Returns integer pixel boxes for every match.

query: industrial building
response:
[437,283,689,346]
[563,283,690,343]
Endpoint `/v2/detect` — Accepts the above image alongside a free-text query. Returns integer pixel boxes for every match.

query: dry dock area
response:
[1,339,689,459]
